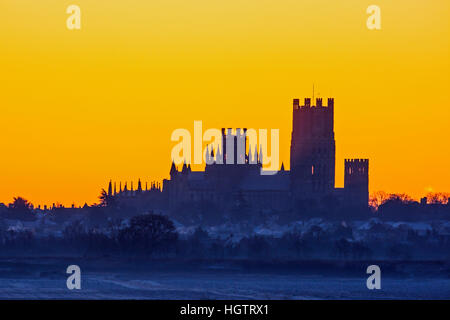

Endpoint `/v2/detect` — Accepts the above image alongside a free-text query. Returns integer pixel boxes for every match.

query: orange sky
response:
[0,0,449,206]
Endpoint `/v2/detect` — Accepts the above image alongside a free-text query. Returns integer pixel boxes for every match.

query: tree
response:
[426,192,450,204]
[8,197,35,221]
[369,191,390,210]
[98,189,116,207]
[387,193,414,204]
[118,213,178,253]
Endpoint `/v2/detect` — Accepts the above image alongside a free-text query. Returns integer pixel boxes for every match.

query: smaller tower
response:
[344,159,369,207]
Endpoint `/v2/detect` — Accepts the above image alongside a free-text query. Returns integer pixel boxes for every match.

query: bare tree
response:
[369,191,390,210]
[426,192,450,204]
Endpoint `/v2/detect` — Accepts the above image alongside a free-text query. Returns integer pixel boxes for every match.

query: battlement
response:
[218,127,261,165]
[345,159,369,164]
[328,98,334,107]
[292,97,335,110]
[316,98,323,107]
[221,128,248,138]
[345,159,369,176]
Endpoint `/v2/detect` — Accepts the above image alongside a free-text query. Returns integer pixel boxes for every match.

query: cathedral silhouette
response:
[109,98,369,215]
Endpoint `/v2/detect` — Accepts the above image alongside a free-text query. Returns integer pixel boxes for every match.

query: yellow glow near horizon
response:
[0,0,449,206]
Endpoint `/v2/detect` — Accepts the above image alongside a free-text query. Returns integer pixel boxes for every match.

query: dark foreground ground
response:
[0,257,449,299]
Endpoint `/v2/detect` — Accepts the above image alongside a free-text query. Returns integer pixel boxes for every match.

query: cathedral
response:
[109,98,369,216]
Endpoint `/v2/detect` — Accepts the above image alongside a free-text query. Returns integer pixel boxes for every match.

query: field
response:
[0,258,449,299]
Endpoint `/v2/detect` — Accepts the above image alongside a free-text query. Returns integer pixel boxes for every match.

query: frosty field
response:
[0,258,449,299]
